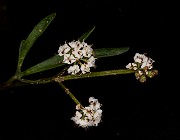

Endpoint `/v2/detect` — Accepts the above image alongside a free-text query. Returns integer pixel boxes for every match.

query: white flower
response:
[72,49,83,59]
[80,64,90,74]
[63,54,76,64]
[126,63,137,70]
[87,56,96,67]
[71,97,103,128]
[89,97,97,103]
[58,43,71,56]
[82,45,93,57]
[141,57,155,69]
[67,65,80,75]
[134,53,147,63]
[126,63,132,69]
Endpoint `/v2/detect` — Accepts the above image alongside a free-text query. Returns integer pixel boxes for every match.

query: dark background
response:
[0,0,178,140]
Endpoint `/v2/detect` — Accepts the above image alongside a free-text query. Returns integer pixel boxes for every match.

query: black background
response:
[0,0,178,140]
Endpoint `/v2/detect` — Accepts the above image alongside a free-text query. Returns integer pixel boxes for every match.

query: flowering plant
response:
[0,13,158,128]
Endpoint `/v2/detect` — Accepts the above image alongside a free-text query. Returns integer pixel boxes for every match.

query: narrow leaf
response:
[21,55,64,77]
[94,47,129,58]
[78,26,95,42]
[17,13,56,71]
[17,40,25,71]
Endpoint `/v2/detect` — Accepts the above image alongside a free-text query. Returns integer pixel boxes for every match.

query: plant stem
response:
[0,81,29,91]
[4,75,16,85]
[57,82,82,106]
[0,69,134,91]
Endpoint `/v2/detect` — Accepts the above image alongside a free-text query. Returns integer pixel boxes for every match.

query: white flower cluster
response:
[71,97,102,128]
[126,53,158,82]
[58,40,96,75]
[126,53,154,70]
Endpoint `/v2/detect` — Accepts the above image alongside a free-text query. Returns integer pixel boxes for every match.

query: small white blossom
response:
[58,43,71,56]
[72,49,83,59]
[82,45,93,57]
[67,65,80,75]
[141,57,155,69]
[126,63,132,69]
[71,97,102,128]
[63,54,76,64]
[89,97,97,103]
[134,53,145,63]
[87,56,96,67]
[126,63,137,70]
[80,64,90,74]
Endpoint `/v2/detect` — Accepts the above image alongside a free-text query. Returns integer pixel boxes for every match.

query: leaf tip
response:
[50,13,56,19]
[126,47,130,51]
[92,26,96,30]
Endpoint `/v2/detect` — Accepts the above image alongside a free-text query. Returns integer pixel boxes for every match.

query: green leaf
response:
[21,55,64,77]
[94,47,130,58]
[17,13,56,71]
[78,26,95,42]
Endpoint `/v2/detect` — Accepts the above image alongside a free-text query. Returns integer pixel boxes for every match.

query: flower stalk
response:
[56,81,82,106]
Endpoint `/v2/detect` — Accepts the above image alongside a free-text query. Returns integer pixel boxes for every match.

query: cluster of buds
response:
[58,40,96,75]
[71,97,103,128]
[126,53,158,82]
